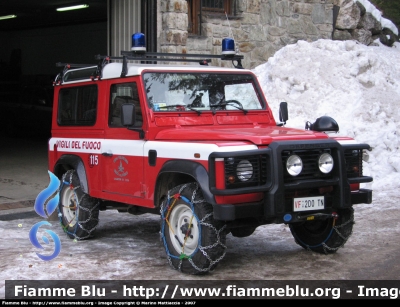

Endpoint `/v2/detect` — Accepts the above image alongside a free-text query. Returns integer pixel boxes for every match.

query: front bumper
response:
[213,188,372,222]
[209,140,373,222]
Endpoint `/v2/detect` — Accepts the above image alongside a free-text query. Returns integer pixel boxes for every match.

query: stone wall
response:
[159,0,399,69]
[334,0,398,47]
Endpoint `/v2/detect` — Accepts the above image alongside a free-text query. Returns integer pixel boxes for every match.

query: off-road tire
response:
[58,169,100,240]
[289,208,354,254]
[160,182,227,275]
[230,226,256,238]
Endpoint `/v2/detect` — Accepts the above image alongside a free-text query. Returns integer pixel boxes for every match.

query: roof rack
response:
[121,50,243,68]
[54,56,109,85]
[54,49,244,84]
[95,50,244,78]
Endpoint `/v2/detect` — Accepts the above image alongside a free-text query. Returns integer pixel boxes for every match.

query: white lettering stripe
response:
[336,139,357,144]
[145,141,257,160]
[49,138,257,159]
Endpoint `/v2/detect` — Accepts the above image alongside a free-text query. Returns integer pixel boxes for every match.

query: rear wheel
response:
[58,169,100,240]
[289,208,354,254]
[160,182,227,275]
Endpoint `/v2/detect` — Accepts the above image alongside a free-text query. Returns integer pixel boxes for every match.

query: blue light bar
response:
[222,38,235,56]
[131,32,146,53]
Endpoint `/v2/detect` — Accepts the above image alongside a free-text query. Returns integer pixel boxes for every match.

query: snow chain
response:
[297,211,355,254]
[160,183,227,274]
[58,171,100,240]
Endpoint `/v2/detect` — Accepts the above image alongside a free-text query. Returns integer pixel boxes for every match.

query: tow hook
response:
[297,212,338,221]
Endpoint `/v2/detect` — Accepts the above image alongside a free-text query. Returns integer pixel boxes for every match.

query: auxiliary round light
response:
[286,155,303,176]
[319,153,334,173]
[222,38,235,56]
[131,32,146,52]
[236,160,253,181]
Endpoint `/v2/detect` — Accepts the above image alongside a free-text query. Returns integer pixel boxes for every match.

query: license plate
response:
[293,196,325,212]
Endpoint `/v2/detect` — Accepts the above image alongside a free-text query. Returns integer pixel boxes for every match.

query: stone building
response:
[157,0,399,69]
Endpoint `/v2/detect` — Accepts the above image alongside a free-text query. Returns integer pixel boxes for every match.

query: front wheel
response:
[289,208,354,254]
[230,226,256,238]
[58,169,100,240]
[160,182,227,275]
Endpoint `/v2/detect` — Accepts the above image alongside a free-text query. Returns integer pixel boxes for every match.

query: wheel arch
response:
[53,155,89,194]
[154,160,215,208]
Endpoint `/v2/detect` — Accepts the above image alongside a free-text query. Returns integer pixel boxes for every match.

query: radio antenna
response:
[225,11,235,41]
[225,11,238,54]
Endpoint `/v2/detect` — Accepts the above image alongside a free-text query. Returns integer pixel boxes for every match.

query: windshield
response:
[143,72,264,112]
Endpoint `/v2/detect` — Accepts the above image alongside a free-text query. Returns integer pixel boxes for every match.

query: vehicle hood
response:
[154,125,330,145]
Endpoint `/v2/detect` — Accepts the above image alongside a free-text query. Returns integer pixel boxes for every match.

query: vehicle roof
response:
[61,62,253,84]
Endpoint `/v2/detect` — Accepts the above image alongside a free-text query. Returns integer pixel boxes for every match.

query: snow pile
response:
[253,39,400,193]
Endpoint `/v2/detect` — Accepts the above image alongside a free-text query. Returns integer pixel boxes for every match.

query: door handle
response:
[102,152,113,157]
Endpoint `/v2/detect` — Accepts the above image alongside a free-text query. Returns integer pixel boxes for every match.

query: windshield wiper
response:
[157,104,202,115]
[211,100,248,114]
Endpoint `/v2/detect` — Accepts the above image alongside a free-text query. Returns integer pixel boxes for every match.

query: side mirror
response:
[121,103,135,126]
[121,103,145,139]
[305,116,339,132]
[278,101,288,126]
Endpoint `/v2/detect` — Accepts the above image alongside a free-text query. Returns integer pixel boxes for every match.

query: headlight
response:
[286,155,302,176]
[318,153,334,173]
[236,160,253,181]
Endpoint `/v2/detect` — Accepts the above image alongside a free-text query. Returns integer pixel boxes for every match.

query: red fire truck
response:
[49,33,372,275]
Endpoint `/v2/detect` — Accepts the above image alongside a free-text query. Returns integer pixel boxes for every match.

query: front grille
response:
[344,148,363,178]
[281,148,334,183]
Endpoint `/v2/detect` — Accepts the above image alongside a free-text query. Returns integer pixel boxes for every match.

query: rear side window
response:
[58,85,98,126]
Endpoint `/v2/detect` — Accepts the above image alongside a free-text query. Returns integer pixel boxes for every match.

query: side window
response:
[109,82,142,127]
[188,0,234,35]
[58,85,97,126]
